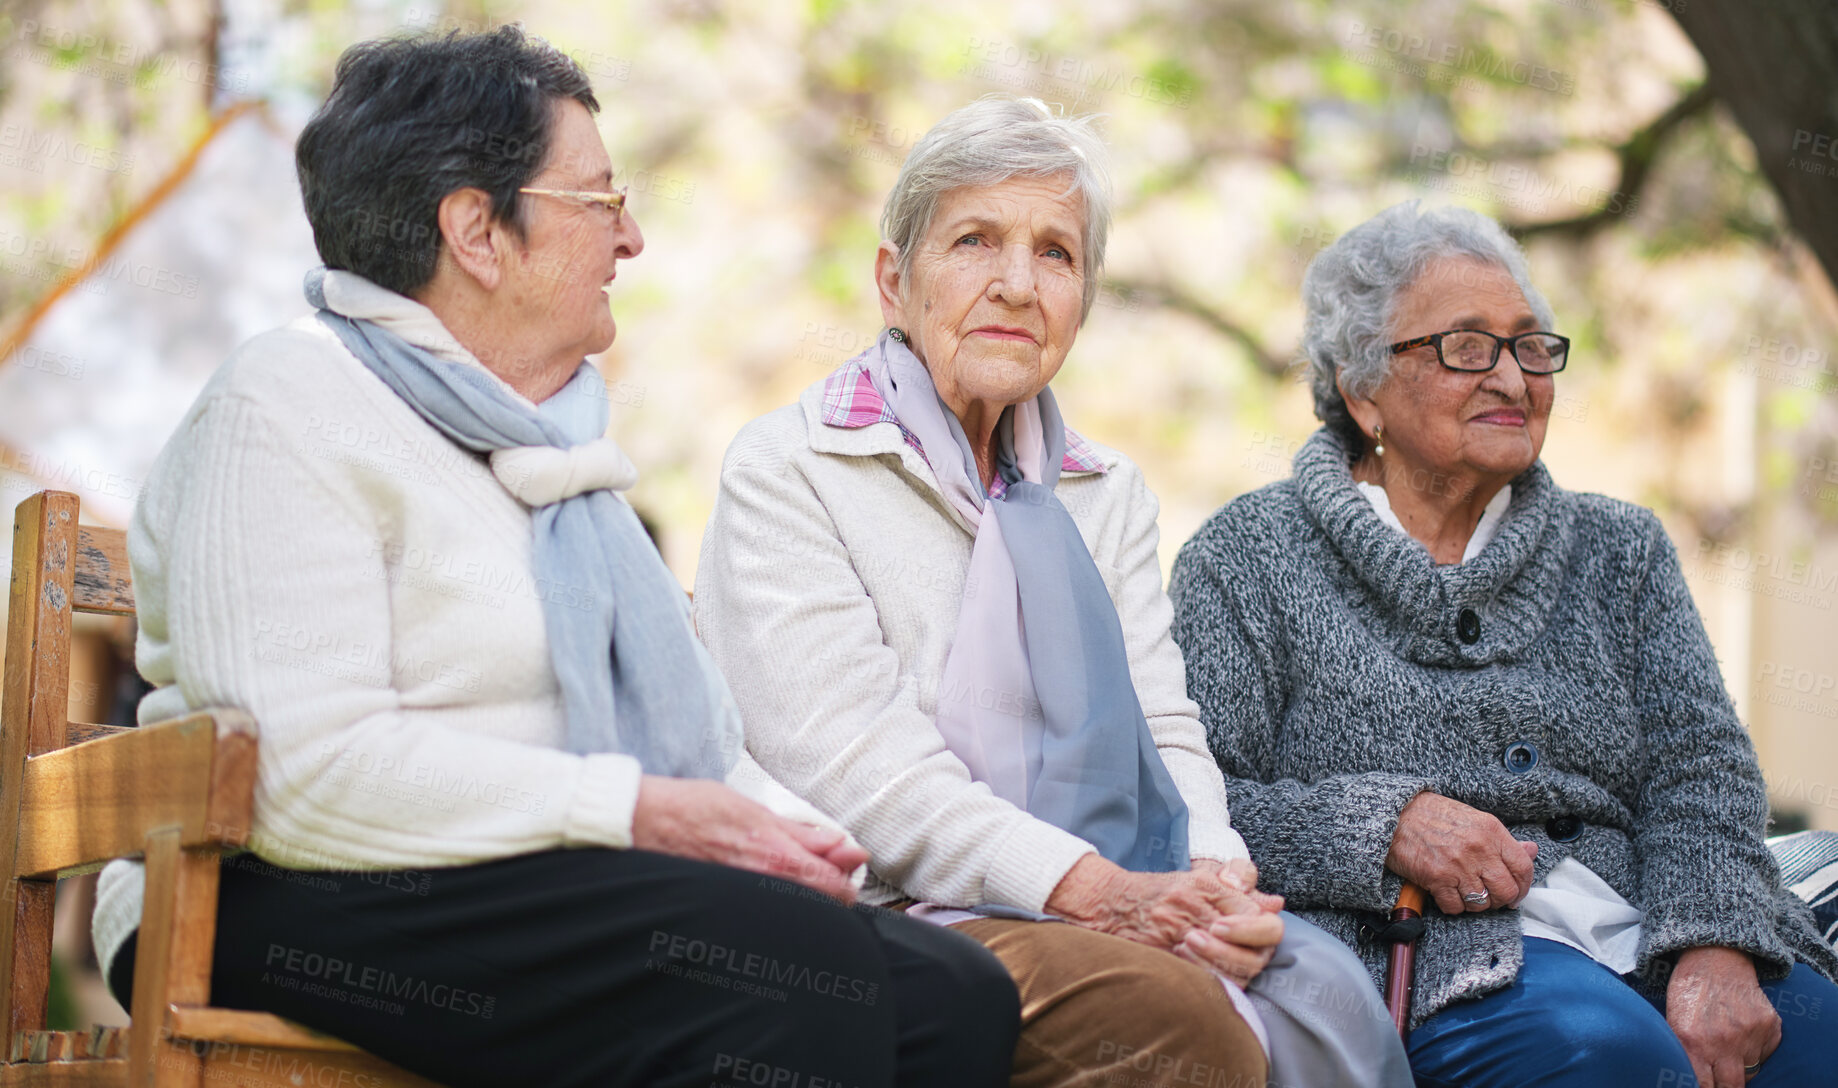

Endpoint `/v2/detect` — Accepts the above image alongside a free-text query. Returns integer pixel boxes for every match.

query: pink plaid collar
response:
[819,360,1107,497]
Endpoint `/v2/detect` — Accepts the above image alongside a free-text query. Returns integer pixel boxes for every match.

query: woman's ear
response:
[873,240,905,331]
[1336,372,1383,440]
[435,187,506,292]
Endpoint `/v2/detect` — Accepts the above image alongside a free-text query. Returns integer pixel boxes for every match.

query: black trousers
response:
[111,849,1019,1088]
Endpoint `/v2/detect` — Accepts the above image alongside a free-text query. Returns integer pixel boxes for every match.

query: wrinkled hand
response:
[1387,791,1537,915]
[1046,855,1286,985]
[1667,947,1781,1088]
[1179,860,1286,985]
[632,776,867,904]
[1194,858,1286,913]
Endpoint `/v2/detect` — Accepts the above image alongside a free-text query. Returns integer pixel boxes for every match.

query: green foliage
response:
[47,955,80,1032]
[1,0,1832,569]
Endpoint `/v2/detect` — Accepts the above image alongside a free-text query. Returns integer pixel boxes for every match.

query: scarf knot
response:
[492,438,639,506]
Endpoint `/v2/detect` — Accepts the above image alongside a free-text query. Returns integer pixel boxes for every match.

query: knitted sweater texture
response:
[1168,428,1838,1026]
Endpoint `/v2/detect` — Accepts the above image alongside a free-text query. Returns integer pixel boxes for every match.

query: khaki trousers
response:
[955,917,1267,1088]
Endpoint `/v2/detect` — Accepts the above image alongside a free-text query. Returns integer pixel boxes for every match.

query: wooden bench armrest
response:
[15,710,257,879]
[164,1007,360,1053]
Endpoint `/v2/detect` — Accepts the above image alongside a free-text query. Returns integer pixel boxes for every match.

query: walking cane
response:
[1381,882,1429,1037]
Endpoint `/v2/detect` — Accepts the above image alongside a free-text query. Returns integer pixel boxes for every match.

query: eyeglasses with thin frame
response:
[1389,329,1570,374]
[518,186,628,220]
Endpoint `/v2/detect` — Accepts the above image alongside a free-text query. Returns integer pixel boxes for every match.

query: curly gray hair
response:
[880,95,1112,320]
[1302,201,1556,451]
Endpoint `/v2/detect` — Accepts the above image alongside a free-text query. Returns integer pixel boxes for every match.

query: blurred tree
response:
[1672,0,1838,290]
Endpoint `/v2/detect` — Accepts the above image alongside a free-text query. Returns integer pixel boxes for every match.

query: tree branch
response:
[1505,82,1715,240]
[1105,276,1291,378]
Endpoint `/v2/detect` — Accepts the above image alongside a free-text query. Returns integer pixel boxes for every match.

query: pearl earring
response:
[889,328,907,343]
[1373,426,1386,457]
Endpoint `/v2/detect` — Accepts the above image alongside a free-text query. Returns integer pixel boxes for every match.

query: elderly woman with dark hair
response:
[1170,200,1838,1088]
[694,97,1411,1088]
[88,28,1020,1088]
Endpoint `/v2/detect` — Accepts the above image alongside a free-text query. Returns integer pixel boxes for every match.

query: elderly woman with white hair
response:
[694,97,1410,1088]
[1170,201,1838,1088]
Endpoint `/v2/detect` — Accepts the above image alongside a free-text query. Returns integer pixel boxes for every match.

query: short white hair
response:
[880,95,1113,320]
[1302,201,1556,449]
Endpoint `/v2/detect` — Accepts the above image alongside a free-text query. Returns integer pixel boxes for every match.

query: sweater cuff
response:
[1637,893,1797,983]
[1190,825,1252,866]
[562,754,644,850]
[983,816,1099,914]
[1161,757,1246,864]
[1315,773,1434,911]
[92,858,146,985]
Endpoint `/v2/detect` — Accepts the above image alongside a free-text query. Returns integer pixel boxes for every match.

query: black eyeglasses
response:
[1389,330,1570,374]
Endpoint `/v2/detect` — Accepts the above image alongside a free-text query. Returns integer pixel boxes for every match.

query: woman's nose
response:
[1486,347,1533,397]
[615,209,644,260]
[988,243,1036,305]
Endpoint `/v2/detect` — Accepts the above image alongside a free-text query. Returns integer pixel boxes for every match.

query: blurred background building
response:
[2,0,1835,1028]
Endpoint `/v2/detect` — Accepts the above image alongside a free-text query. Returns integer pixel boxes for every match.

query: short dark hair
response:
[296,26,599,296]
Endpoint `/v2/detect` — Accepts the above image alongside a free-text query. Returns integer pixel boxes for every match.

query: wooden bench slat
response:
[69,528,133,617]
[9,1030,85,1063]
[0,1060,124,1086]
[195,1049,440,1088]
[2,493,76,1045]
[15,712,254,878]
[61,724,127,747]
[164,1007,360,1053]
[86,1028,124,1061]
[167,1010,441,1086]
[0,1018,433,1087]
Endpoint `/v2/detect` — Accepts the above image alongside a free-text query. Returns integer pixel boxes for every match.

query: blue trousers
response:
[1409,938,1838,1088]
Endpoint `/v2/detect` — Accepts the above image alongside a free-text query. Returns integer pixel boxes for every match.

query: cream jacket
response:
[694,375,1249,914]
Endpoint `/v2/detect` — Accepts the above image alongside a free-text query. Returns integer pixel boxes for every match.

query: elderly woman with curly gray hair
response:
[695,96,1411,1088]
[1169,200,1838,1088]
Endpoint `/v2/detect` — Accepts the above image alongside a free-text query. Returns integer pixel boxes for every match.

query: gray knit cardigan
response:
[1168,428,1838,1027]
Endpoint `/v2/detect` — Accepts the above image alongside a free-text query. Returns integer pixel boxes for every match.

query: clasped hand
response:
[1045,854,1286,986]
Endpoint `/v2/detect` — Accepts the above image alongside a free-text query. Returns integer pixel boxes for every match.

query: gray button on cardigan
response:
[1168,428,1838,1027]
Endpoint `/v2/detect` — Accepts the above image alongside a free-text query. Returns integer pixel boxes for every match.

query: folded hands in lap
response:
[632,775,869,904]
[1044,854,1286,986]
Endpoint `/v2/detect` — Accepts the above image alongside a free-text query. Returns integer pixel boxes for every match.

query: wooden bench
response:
[2,490,437,1087]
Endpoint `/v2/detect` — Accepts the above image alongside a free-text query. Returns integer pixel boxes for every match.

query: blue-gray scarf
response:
[306,269,739,778]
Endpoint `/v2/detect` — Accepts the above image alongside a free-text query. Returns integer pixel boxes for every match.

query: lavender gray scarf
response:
[865,332,1188,872]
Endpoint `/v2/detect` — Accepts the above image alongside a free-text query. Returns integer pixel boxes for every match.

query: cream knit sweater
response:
[92,279,838,977]
[693,378,1250,915]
